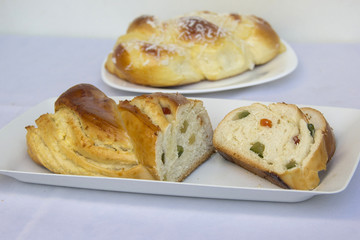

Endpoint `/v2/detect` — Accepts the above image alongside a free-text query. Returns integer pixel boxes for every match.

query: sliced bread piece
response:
[118,93,214,181]
[213,102,335,190]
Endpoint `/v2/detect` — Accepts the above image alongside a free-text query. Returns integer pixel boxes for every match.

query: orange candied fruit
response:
[260,118,272,128]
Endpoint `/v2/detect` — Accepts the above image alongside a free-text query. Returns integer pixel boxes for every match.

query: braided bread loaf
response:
[25,84,214,181]
[105,11,285,87]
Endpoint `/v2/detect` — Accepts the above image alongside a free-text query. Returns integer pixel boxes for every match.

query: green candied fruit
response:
[237,110,250,119]
[250,142,264,158]
[177,145,184,157]
[161,153,165,164]
[188,134,196,145]
[307,123,315,137]
[286,160,297,169]
[180,120,189,133]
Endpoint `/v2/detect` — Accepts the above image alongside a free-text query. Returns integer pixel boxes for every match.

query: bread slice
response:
[118,93,214,181]
[213,102,335,190]
[26,84,214,181]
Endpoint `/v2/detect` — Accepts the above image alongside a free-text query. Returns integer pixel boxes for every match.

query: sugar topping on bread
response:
[105,11,285,87]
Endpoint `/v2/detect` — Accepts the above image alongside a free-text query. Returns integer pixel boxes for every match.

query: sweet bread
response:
[25,84,214,181]
[105,11,285,87]
[213,102,336,190]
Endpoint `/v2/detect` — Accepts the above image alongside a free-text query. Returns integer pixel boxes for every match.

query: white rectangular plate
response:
[1,97,359,202]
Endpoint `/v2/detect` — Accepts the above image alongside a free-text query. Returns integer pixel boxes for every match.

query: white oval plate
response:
[1,97,360,202]
[101,40,298,94]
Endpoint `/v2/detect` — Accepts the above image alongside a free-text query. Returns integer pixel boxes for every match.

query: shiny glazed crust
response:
[105,11,285,87]
[25,85,152,179]
[25,84,214,181]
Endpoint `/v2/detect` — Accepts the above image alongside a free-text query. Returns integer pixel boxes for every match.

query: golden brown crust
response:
[25,84,214,182]
[302,107,336,161]
[251,16,281,50]
[107,40,201,87]
[55,83,119,128]
[25,84,159,179]
[127,15,157,34]
[25,110,152,178]
[111,44,133,82]
[54,84,132,149]
[177,16,226,42]
[117,100,161,179]
[279,139,328,190]
[105,11,284,87]
[128,92,190,131]
[25,84,149,178]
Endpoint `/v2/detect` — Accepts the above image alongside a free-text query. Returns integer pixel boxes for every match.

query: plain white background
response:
[1,0,360,42]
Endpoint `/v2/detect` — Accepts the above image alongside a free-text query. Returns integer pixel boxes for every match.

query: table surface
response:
[0,35,359,239]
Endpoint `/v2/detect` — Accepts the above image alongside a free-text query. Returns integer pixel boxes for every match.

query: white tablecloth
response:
[0,35,359,239]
